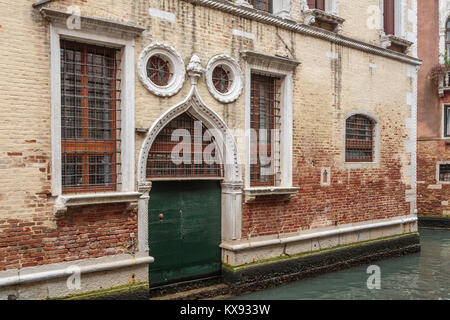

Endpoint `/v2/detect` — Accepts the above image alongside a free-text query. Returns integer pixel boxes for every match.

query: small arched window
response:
[345,115,375,163]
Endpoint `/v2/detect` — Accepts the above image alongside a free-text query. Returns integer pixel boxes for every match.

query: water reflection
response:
[232,229,450,300]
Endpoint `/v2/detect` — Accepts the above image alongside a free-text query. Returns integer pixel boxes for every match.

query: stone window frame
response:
[343,111,381,169]
[436,161,450,184]
[241,51,300,199]
[47,17,140,213]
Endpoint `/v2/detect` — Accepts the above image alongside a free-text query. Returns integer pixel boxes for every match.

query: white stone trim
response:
[148,7,176,23]
[273,0,291,19]
[406,65,418,214]
[49,25,136,197]
[436,161,450,184]
[241,51,299,190]
[439,0,450,63]
[137,42,186,97]
[343,110,381,169]
[205,54,243,103]
[0,253,153,288]
[180,0,420,66]
[442,103,450,139]
[53,192,141,215]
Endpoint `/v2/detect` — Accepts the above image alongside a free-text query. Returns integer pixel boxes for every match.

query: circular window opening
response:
[147,55,173,87]
[212,65,232,94]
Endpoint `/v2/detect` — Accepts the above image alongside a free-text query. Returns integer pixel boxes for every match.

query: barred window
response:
[250,74,281,187]
[60,40,121,193]
[146,113,223,179]
[345,115,375,163]
[439,164,450,182]
[307,0,325,10]
[249,0,273,13]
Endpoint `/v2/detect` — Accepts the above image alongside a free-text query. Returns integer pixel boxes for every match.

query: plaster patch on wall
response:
[326,51,339,59]
[232,29,255,40]
[148,8,176,22]
[369,63,378,69]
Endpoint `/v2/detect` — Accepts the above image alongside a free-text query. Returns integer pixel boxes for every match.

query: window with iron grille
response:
[250,74,281,187]
[345,115,375,163]
[146,113,223,179]
[307,0,325,10]
[444,106,450,138]
[248,0,273,13]
[60,40,121,193]
[439,164,450,182]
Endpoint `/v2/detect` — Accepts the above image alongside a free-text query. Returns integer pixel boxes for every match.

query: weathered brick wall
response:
[0,204,137,271]
[417,141,450,217]
[0,0,416,270]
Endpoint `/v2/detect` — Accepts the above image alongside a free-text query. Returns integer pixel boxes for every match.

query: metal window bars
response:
[146,55,172,87]
[250,74,281,187]
[146,113,223,179]
[212,66,231,94]
[440,164,450,182]
[345,115,374,162]
[60,40,122,193]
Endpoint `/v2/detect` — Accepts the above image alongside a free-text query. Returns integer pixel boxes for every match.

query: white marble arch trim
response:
[137,86,244,244]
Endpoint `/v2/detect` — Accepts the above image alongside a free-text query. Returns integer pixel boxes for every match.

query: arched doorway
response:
[136,88,243,287]
[147,112,223,286]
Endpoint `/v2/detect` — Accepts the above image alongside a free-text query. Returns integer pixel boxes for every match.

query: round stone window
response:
[138,43,185,97]
[206,55,243,103]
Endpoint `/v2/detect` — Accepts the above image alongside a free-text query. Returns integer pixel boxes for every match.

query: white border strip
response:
[0,256,154,287]
[220,216,417,251]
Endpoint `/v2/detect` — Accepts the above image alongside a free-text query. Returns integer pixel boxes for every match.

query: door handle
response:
[158,213,164,221]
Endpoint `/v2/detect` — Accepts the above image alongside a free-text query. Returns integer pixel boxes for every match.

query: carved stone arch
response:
[137,87,242,185]
[136,86,243,253]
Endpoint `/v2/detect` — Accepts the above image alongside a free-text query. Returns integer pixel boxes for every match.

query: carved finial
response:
[187,54,205,85]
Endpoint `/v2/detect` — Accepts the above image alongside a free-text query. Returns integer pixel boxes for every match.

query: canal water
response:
[232,229,450,300]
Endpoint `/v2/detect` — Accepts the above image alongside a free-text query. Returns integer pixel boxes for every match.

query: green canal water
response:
[232,229,450,300]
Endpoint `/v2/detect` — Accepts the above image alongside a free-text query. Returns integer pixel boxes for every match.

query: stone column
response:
[221,181,243,241]
[137,181,152,253]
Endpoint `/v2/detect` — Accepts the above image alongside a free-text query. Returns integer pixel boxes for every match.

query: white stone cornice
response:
[181,0,421,66]
[40,7,145,38]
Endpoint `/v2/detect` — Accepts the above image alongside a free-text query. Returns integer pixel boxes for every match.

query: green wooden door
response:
[148,181,222,287]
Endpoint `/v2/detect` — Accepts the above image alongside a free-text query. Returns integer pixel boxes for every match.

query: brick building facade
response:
[0,0,420,299]
[417,0,450,217]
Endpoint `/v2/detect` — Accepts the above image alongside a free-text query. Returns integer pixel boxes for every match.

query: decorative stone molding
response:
[240,50,300,71]
[186,54,205,85]
[40,7,145,38]
[180,0,421,66]
[244,187,299,203]
[138,42,186,97]
[303,9,345,33]
[380,33,413,53]
[206,54,243,103]
[53,192,141,216]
